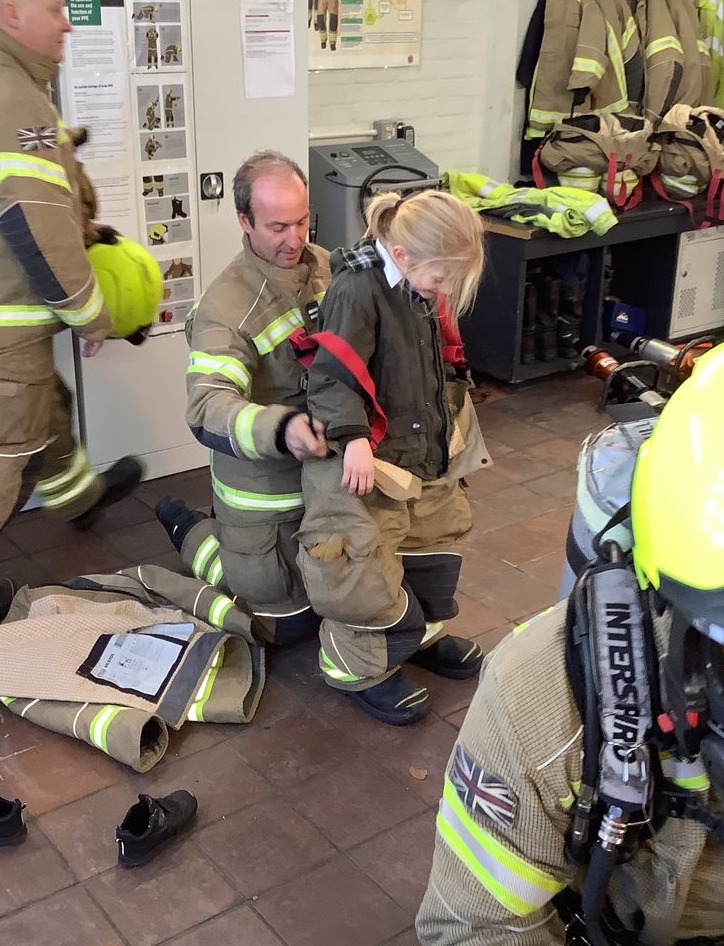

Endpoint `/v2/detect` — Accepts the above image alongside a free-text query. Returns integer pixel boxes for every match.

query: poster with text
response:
[308,0,421,71]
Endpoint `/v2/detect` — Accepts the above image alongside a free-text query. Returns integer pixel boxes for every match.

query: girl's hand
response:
[342,437,375,495]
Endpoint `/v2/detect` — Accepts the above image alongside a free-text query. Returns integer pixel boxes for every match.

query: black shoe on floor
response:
[73,456,145,531]
[0,797,27,846]
[155,496,207,552]
[0,578,17,623]
[347,672,431,726]
[410,636,484,680]
[116,790,197,868]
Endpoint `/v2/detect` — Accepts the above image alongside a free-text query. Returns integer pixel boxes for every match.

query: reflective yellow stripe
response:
[422,621,444,644]
[187,646,224,722]
[0,696,15,705]
[211,469,304,512]
[61,281,104,328]
[208,595,234,628]
[252,308,304,355]
[208,555,224,586]
[513,606,555,636]
[605,24,627,104]
[646,36,684,58]
[235,403,264,459]
[320,646,362,682]
[89,705,124,753]
[0,151,71,190]
[438,779,566,916]
[188,350,251,394]
[36,447,98,509]
[0,305,58,327]
[622,17,637,49]
[698,40,711,56]
[660,751,710,792]
[192,535,219,578]
[572,57,606,80]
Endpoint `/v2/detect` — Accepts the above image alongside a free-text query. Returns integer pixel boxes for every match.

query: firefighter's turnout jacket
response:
[416,603,722,945]
[525,0,712,138]
[0,30,112,528]
[697,0,724,107]
[297,241,487,691]
[182,235,330,639]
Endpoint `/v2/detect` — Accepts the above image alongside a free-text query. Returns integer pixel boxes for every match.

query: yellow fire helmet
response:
[87,236,162,339]
[631,342,724,637]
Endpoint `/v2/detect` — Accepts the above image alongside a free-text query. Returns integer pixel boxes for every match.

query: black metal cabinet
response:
[460,203,694,383]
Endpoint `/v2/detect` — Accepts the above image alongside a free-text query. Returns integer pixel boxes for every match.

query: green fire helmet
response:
[631,342,724,636]
[87,236,162,339]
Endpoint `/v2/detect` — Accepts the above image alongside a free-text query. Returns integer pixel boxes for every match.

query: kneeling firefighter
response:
[416,345,724,946]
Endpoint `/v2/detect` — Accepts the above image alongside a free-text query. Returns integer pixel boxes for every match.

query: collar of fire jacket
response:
[0,29,59,89]
[241,232,321,294]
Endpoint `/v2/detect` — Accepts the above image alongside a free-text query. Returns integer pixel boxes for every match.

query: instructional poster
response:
[308,0,422,71]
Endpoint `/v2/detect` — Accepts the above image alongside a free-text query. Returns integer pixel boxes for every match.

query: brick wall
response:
[308,0,534,180]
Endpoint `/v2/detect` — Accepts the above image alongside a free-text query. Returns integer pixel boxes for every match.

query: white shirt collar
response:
[375,239,404,289]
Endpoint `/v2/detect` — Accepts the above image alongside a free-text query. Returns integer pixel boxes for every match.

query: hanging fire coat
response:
[696,0,724,107]
[0,30,111,428]
[525,0,638,138]
[185,235,330,526]
[416,604,722,946]
[636,0,713,126]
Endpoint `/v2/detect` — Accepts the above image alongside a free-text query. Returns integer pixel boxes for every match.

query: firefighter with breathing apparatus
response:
[416,344,724,946]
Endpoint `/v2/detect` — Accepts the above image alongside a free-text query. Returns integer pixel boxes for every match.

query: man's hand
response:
[82,339,104,357]
[342,437,375,495]
[284,413,328,461]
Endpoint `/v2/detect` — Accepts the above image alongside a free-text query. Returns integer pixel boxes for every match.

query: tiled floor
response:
[0,371,608,946]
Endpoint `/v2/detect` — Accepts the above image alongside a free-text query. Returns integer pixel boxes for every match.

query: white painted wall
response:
[308,0,538,182]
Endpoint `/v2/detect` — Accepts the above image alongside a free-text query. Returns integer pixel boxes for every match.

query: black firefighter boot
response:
[0,797,27,846]
[535,277,560,362]
[347,672,432,726]
[520,280,537,365]
[116,791,197,868]
[557,278,585,358]
[155,496,207,553]
[72,457,145,531]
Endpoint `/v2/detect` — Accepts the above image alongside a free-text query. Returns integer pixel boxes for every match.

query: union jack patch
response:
[17,126,58,151]
[451,744,517,830]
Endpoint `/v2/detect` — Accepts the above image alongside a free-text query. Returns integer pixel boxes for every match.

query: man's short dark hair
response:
[233,151,307,226]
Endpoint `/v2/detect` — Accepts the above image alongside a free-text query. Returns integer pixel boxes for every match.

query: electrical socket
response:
[373,119,401,141]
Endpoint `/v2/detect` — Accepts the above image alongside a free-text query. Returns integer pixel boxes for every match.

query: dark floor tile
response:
[194,797,335,897]
[525,436,585,469]
[462,561,557,622]
[287,755,427,849]
[136,470,211,513]
[0,887,124,945]
[475,521,558,567]
[2,510,78,555]
[230,711,361,787]
[0,736,127,816]
[0,554,54,588]
[520,549,566,589]
[103,518,176,560]
[524,506,574,544]
[162,721,228,760]
[129,740,271,827]
[90,495,156,534]
[253,854,409,946]
[163,905,284,945]
[349,810,436,916]
[471,484,562,525]
[251,678,304,728]
[0,530,22,563]
[0,828,74,917]
[367,716,458,807]
[37,782,138,881]
[436,590,506,640]
[31,534,126,583]
[445,708,468,729]
[84,839,236,946]
[383,930,420,946]
[525,468,577,502]
[474,415,552,450]
[480,451,560,486]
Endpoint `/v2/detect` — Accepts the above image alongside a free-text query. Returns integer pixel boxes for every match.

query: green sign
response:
[67,0,101,26]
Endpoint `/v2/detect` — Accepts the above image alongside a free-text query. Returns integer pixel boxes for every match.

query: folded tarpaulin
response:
[0,566,266,770]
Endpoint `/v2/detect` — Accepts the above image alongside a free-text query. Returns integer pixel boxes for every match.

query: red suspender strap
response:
[288,327,387,451]
[437,297,467,368]
[532,144,547,190]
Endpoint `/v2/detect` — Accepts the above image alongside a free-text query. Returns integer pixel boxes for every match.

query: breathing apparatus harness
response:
[563,516,724,946]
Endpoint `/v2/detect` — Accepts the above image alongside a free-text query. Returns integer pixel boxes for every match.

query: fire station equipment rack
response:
[461,202,697,384]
